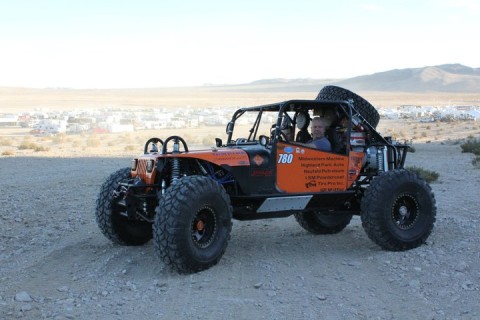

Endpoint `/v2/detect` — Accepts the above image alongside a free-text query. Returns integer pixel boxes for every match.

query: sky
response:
[0,0,478,88]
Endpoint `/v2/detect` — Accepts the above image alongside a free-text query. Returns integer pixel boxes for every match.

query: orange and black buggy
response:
[95,86,436,273]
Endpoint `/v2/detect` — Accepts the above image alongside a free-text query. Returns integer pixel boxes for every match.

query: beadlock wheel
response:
[361,169,436,251]
[391,193,419,230]
[191,206,217,249]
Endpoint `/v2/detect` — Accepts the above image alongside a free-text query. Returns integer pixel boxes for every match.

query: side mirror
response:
[215,138,222,147]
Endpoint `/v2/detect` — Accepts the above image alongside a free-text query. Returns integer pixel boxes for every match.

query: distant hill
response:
[220,63,480,93]
[333,64,480,92]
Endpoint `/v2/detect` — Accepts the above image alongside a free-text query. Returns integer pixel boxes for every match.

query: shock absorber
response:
[377,148,385,172]
[171,158,181,184]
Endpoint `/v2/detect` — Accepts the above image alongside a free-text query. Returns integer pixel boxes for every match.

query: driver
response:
[305,117,331,152]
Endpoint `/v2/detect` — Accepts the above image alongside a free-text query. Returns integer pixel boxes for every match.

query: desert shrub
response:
[421,132,427,138]
[0,137,13,146]
[406,166,439,183]
[408,146,416,153]
[472,156,480,168]
[2,150,14,156]
[18,141,38,150]
[86,137,101,148]
[52,133,67,144]
[34,145,50,152]
[460,138,480,156]
[201,135,216,146]
[124,145,136,152]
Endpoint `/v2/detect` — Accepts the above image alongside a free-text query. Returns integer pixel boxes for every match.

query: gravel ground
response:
[1,143,479,319]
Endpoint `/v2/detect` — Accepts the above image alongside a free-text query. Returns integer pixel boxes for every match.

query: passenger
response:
[306,117,331,152]
[334,115,348,153]
[280,117,294,141]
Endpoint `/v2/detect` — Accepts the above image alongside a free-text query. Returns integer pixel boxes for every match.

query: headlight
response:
[146,159,154,173]
[131,159,138,171]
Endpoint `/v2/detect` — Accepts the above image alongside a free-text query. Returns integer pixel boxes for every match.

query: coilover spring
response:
[377,147,385,172]
[171,158,181,184]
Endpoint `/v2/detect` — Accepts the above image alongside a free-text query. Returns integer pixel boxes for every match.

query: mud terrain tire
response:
[294,212,352,234]
[316,85,380,128]
[361,169,436,251]
[95,167,153,245]
[153,176,232,273]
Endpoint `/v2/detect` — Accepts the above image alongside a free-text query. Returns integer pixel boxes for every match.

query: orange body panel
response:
[164,148,250,167]
[131,148,250,184]
[132,154,157,185]
[347,151,364,185]
[276,143,364,193]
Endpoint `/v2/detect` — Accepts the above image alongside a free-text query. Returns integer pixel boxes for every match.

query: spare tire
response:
[316,85,380,128]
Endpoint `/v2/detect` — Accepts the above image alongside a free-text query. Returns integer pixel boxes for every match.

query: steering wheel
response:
[162,136,189,154]
[144,137,163,154]
[278,131,290,143]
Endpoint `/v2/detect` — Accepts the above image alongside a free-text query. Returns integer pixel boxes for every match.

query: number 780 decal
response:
[278,153,294,164]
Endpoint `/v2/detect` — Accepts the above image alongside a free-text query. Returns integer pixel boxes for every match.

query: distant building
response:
[0,114,19,126]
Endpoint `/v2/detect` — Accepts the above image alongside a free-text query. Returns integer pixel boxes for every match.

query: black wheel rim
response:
[391,193,419,229]
[191,206,217,248]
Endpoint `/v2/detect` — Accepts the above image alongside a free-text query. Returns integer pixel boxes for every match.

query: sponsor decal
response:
[305,180,317,188]
[253,154,264,166]
[284,146,294,154]
[278,153,294,164]
[251,169,273,176]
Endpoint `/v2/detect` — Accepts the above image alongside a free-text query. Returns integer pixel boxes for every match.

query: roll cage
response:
[224,99,408,169]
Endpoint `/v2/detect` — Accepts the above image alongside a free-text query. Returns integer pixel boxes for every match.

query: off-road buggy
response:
[95,86,436,273]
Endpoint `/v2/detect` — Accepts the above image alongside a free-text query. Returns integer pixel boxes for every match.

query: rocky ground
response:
[1,142,479,320]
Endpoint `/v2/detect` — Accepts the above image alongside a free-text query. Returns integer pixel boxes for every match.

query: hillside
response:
[1,64,480,112]
[333,64,480,92]
[208,64,480,93]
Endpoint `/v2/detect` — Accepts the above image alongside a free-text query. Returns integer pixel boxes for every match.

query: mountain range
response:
[222,64,480,93]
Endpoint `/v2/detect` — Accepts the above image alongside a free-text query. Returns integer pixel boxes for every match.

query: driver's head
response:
[311,117,328,140]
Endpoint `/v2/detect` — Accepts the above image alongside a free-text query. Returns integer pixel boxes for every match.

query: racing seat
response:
[295,130,311,143]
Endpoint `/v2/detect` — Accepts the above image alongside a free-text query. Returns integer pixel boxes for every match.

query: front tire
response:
[361,169,436,251]
[294,211,352,234]
[95,167,153,246]
[153,176,232,273]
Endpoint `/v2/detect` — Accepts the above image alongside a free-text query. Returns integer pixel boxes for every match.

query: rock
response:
[14,291,33,302]
[461,281,474,291]
[20,304,33,312]
[254,282,263,289]
[57,286,69,292]
[316,294,327,301]
[455,261,469,273]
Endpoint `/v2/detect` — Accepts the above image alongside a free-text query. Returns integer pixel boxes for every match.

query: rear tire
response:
[316,85,380,128]
[95,167,153,246]
[153,176,232,273]
[361,169,436,251]
[294,211,352,234]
